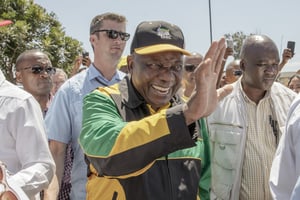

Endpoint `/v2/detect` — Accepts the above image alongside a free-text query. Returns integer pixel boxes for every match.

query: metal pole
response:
[208,0,213,44]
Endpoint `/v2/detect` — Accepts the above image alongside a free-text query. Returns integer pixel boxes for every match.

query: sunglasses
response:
[93,29,130,41]
[184,64,196,72]
[22,65,56,75]
[233,70,242,76]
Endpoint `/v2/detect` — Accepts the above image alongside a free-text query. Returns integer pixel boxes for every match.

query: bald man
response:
[208,34,297,200]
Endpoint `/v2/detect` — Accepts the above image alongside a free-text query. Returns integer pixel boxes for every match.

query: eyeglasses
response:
[233,70,242,76]
[93,29,130,41]
[22,65,56,75]
[184,64,196,72]
[145,63,183,73]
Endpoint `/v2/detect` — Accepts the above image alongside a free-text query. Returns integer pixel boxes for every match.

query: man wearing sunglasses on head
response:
[45,12,128,200]
[15,49,55,117]
[0,20,55,200]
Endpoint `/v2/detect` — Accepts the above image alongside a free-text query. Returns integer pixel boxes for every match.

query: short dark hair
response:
[15,49,50,71]
[90,12,127,35]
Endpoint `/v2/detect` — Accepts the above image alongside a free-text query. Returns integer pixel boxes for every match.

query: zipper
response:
[165,155,173,200]
[112,191,118,200]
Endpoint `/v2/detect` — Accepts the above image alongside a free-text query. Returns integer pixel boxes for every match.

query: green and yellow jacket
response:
[79,76,211,200]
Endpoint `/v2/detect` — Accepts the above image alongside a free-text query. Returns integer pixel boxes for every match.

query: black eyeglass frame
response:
[233,70,242,76]
[184,64,197,72]
[93,29,130,41]
[22,65,56,75]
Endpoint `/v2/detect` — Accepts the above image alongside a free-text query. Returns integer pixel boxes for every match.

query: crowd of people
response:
[1,11,300,200]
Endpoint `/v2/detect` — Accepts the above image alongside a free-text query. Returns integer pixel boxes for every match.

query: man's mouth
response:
[152,84,170,95]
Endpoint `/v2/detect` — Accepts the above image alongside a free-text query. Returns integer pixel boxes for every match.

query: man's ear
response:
[15,71,23,84]
[240,59,245,72]
[89,34,96,43]
[127,55,134,74]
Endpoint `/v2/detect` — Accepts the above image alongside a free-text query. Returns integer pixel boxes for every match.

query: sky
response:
[34,0,300,72]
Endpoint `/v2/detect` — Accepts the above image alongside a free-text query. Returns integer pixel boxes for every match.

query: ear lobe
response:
[127,56,133,73]
[89,35,96,43]
[89,38,94,43]
[240,60,245,71]
[15,71,23,83]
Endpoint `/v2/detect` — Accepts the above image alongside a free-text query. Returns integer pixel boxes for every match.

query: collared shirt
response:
[270,93,300,199]
[239,88,277,200]
[45,64,126,200]
[0,70,55,199]
[79,76,211,200]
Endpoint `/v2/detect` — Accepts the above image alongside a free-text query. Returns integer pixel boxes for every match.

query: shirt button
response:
[219,144,226,150]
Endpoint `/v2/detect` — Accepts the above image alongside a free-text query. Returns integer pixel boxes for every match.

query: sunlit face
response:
[241,44,279,91]
[182,56,202,89]
[225,61,241,84]
[288,76,300,93]
[16,52,53,97]
[90,19,127,61]
[129,51,183,110]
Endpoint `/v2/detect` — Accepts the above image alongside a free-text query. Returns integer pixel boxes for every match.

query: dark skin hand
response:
[183,38,226,124]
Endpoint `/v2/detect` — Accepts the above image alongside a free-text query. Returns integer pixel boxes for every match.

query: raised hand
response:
[278,48,293,71]
[183,38,226,124]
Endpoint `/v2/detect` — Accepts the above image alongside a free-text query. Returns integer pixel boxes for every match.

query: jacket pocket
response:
[209,123,243,200]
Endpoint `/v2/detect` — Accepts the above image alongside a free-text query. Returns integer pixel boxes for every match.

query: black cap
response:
[130,21,190,55]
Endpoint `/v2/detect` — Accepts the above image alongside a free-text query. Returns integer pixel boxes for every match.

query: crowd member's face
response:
[16,52,53,97]
[225,61,242,84]
[51,72,66,95]
[90,19,127,61]
[182,56,202,89]
[129,51,183,111]
[288,76,300,93]
[241,42,279,91]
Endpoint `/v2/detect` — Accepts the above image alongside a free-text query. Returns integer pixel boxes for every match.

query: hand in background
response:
[278,48,293,71]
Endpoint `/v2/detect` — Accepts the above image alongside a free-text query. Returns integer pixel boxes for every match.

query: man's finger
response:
[215,42,226,74]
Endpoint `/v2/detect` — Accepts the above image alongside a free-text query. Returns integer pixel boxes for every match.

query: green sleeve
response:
[198,118,211,200]
[79,90,196,177]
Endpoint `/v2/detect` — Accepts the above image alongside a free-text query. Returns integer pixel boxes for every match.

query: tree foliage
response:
[224,31,252,59]
[0,0,84,82]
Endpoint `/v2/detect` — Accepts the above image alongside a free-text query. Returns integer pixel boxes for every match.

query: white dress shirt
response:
[270,93,300,199]
[0,70,55,199]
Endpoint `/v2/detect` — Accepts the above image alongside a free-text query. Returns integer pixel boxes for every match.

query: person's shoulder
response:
[68,70,87,84]
[88,83,120,99]
[0,81,41,115]
[289,93,300,110]
[59,70,87,92]
[0,80,31,100]
[273,82,297,96]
